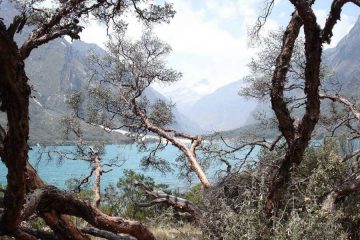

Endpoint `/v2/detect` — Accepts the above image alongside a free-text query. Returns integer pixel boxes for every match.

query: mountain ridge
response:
[182,80,258,132]
[0,0,200,143]
[220,15,360,138]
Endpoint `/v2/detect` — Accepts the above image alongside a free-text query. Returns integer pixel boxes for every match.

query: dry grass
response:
[86,224,201,240]
[151,224,202,240]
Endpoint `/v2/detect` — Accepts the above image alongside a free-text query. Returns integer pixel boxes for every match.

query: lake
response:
[0,144,259,192]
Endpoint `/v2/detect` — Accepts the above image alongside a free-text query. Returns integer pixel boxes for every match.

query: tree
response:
[200,1,360,237]
[55,115,123,208]
[0,0,174,239]
[104,169,169,219]
[134,181,203,224]
[260,0,360,217]
[202,137,360,239]
[78,31,211,188]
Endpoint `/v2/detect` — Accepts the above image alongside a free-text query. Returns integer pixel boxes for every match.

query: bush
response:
[201,138,360,239]
[102,169,169,220]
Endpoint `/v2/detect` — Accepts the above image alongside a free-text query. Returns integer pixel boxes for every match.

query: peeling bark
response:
[321,0,360,44]
[20,226,57,240]
[0,19,87,240]
[266,10,304,216]
[24,186,155,240]
[25,163,89,240]
[0,1,175,238]
[266,0,360,217]
[0,21,30,234]
[92,154,102,208]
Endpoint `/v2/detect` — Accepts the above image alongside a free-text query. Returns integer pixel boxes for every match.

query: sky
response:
[79,0,360,107]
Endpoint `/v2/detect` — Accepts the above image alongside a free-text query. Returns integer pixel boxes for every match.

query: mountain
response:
[25,39,199,142]
[221,15,360,138]
[183,80,258,132]
[143,88,201,134]
[194,15,360,136]
[26,14,360,139]
[25,37,133,144]
[323,16,360,98]
[0,0,199,143]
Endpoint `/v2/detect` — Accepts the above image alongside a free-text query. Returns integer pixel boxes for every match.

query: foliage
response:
[103,169,169,220]
[202,138,360,239]
[84,31,181,133]
[149,99,175,128]
[181,184,204,209]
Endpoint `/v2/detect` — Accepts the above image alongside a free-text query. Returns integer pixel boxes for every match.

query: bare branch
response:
[21,186,156,240]
[87,32,211,188]
[342,149,360,162]
[320,93,360,121]
[80,227,136,240]
[249,0,275,41]
[135,182,203,224]
[20,225,56,240]
[322,174,360,211]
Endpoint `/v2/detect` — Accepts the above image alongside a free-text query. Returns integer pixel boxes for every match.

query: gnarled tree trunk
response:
[25,163,89,240]
[0,21,30,235]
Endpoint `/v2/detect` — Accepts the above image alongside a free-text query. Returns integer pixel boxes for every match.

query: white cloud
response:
[79,19,107,49]
[205,0,237,19]
[151,0,278,104]
[79,12,144,48]
[78,1,358,107]
[79,1,281,106]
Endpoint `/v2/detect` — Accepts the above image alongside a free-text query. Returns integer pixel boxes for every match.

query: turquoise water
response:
[0,144,259,191]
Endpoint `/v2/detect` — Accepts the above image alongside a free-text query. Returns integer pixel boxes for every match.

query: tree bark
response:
[266,11,303,216]
[0,21,30,234]
[29,186,156,240]
[20,226,58,240]
[92,154,102,208]
[319,93,360,121]
[0,25,86,236]
[25,163,90,240]
[266,0,323,216]
[266,0,360,217]
[322,174,360,212]
[0,1,175,238]
[80,227,136,240]
[134,107,211,188]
